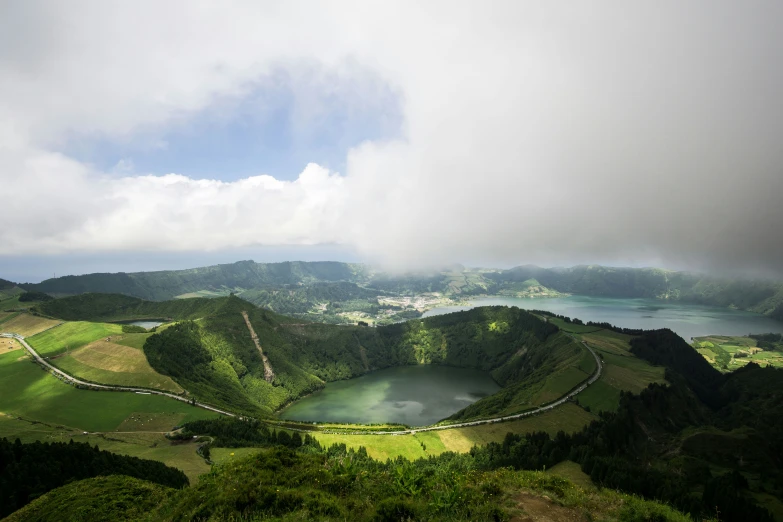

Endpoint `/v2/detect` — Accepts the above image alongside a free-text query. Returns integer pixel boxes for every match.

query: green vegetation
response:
[26,320,123,357]
[0,349,216,432]
[18,291,54,302]
[0,414,212,484]
[2,289,780,520]
[0,312,62,337]
[0,437,188,518]
[0,278,25,302]
[22,261,783,323]
[693,334,783,372]
[570,329,667,413]
[4,475,175,522]
[33,292,233,322]
[137,296,587,419]
[8,443,694,521]
[53,338,183,392]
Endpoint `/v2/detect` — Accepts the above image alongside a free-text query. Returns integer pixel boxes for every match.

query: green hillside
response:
[6,444,692,522]
[4,292,781,520]
[137,295,585,418]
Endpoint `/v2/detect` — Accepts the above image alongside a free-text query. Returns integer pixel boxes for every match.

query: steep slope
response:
[473,328,783,521]
[139,297,582,419]
[34,293,588,421]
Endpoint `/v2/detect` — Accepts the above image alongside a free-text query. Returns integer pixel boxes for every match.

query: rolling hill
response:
[14,261,783,322]
[31,293,589,419]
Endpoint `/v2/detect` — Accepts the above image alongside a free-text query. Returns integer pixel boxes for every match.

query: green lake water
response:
[424,295,783,341]
[279,365,500,426]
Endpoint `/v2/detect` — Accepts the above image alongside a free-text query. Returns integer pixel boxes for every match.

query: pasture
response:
[115,331,155,349]
[548,318,602,334]
[26,321,122,357]
[0,311,20,325]
[0,413,211,483]
[0,349,216,433]
[52,339,183,393]
[531,365,592,405]
[435,403,596,452]
[313,403,596,460]
[692,335,783,371]
[0,313,62,337]
[575,329,666,412]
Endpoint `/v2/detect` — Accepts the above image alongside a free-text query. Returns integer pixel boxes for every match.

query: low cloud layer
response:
[2,2,783,277]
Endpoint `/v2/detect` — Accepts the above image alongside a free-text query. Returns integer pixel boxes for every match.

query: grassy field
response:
[0,311,21,325]
[546,460,594,489]
[52,339,183,393]
[26,321,123,357]
[0,294,32,311]
[0,413,211,483]
[548,318,602,334]
[0,313,62,337]
[0,349,216,433]
[693,335,783,371]
[531,365,592,404]
[210,447,265,466]
[575,329,666,413]
[114,331,155,349]
[436,403,596,452]
[312,403,597,460]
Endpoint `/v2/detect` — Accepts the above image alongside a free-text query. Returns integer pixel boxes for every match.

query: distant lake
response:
[424,296,783,341]
[127,320,164,329]
[279,365,500,426]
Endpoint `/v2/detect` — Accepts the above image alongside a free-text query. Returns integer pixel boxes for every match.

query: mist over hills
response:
[9,260,783,321]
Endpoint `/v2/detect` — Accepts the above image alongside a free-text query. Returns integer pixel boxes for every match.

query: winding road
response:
[1,332,237,418]
[2,331,602,436]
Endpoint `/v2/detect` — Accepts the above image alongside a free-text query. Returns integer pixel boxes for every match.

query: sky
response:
[2,1,783,283]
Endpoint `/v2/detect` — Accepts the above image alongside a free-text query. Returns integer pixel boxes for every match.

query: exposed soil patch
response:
[511,492,586,522]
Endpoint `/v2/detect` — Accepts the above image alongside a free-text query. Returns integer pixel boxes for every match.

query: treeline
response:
[629,329,726,407]
[531,310,648,336]
[18,292,53,302]
[0,437,188,518]
[241,282,383,315]
[33,292,230,322]
[172,417,320,451]
[750,332,783,350]
[468,380,775,521]
[470,423,773,521]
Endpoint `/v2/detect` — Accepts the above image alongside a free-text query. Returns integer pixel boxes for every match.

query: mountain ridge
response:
[10,260,783,321]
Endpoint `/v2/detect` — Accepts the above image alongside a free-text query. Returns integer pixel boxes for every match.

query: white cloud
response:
[2,1,783,276]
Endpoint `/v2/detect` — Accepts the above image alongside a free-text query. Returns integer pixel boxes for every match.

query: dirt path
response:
[241,311,275,383]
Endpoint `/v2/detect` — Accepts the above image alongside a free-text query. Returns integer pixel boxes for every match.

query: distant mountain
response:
[0,277,25,301]
[21,261,372,301]
[14,261,783,321]
[491,265,783,320]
